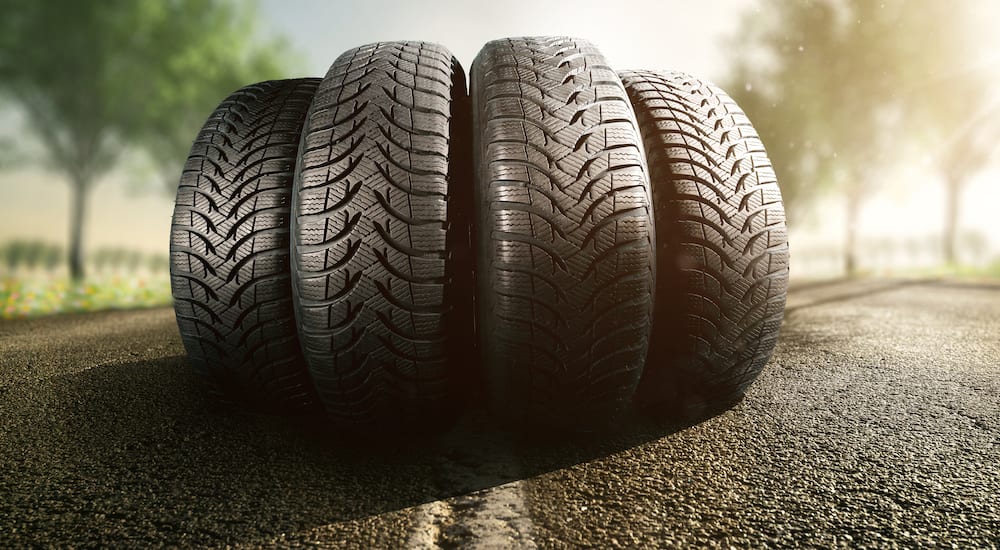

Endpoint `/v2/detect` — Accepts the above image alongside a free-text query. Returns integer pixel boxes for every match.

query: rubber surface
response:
[170,79,320,412]
[291,42,471,428]
[619,70,789,415]
[471,37,656,426]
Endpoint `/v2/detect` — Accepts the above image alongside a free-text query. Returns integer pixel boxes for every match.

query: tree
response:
[892,1,999,265]
[3,241,29,273]
[937,114,999,264]
[0,0,291,279]
[725,0,991,274]
[42,243,63,273]
[723,1,843,220]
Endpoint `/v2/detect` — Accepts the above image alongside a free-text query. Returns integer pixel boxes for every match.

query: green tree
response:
[0,0,290,279]
[4,240,30,273]
[126,249,145,273]
[146,253,169,274]
[21,240,47,271]
[726,0,994,274]
[109,248,130,273]
[92,248,114,274]
[42,243,63,273]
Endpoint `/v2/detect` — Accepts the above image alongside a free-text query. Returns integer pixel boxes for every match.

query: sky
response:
[257,0,756,81]
[0,0,998,274]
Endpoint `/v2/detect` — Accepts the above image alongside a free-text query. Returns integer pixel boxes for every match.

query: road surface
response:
[1,278,998,547]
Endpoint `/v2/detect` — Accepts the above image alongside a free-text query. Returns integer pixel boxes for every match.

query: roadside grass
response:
[0,274,171,320]
[797,260,1000,283]
[881,260,1000,281]
[1,260,996,321]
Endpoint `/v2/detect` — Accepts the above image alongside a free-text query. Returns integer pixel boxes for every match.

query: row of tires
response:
[170,37,789,433]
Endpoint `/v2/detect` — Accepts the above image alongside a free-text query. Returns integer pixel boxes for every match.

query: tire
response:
[619,70,789,416]
[170,79,320,412]
[471,37,656,427]
[291,42,472,429]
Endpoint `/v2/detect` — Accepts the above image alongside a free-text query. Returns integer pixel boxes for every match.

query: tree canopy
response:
[0,0,294,277]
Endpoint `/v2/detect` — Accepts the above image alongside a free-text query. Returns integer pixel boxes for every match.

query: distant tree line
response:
[0,240,168,275]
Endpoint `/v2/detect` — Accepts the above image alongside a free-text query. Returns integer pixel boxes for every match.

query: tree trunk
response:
[68,175,90,280]
[942,174,961,265]
[844,187,860,277]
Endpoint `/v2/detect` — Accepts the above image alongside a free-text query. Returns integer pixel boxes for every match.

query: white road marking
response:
[406,500,453,549]
[404,416,538,548]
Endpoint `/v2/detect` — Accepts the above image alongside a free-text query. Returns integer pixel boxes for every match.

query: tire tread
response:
[620,70,789,413]
[292,42,469,427]
[170,79,320,411]
[472,37,655,425]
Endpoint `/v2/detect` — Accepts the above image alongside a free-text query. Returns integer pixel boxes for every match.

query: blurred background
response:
[0,0,997,319]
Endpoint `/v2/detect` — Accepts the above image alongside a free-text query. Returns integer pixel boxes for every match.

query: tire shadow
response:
[3,355,712,546]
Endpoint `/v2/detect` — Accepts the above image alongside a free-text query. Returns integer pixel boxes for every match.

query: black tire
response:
[619,70,789,416]
[471,37,656,427]
[170,79,320,412]
[291,42,472,429]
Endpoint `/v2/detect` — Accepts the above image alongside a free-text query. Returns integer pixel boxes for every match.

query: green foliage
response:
[41,243,63,272]
[0,0,291,189]
[2,241,28,271]
[146,253,169,273]
[0,0,294,279]
[1,239,53,271]
[1,275,171,319]
[1,239,168,276]
[89,246,164,273]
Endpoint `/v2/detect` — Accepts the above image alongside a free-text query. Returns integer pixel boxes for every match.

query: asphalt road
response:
[1,279,998,548]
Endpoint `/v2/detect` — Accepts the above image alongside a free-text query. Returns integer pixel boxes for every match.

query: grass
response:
[880,260,1000,281]
[1,260,996,321]
[0,274,171,320]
